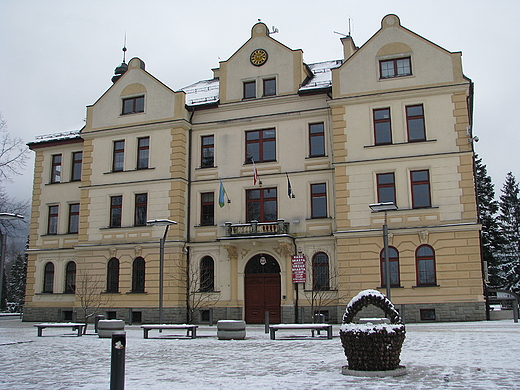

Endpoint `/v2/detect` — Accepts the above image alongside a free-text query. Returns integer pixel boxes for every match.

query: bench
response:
[34,323,87,337]
[141,324,198,339]
[269,324,333,340]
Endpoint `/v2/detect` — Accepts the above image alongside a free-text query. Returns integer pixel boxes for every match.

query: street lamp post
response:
[146,219,177,324]
[0,213,25,310]
[369,202,397,300]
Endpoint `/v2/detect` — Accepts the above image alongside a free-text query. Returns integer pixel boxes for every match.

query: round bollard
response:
[98,319,125,338]
[110,331,126,390]
[217,320,246,340]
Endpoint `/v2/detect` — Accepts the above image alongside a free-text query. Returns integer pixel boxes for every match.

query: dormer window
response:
[263,78,276,97]
[243,81,256,99]
[380,57,411,79]
[122,95,145,115]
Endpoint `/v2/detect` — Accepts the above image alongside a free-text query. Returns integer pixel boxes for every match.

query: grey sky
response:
[1,0,518,201]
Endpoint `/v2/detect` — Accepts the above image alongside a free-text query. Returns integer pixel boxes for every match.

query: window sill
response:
[197,165,217,170]
[378,286,403,289]
[306,155,328,159]
[100,225,153,230]
[412,284,439,288]
[126,291,147,294]
[364,139,437,148]
[102,291,121,295]
[196,290,221,294]
[46,180,82,186]
[303,289,338,293]
[104,167,155,175]
[306,217,332,221]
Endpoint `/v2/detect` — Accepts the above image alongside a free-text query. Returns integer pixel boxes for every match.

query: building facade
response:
[25,15,485,324]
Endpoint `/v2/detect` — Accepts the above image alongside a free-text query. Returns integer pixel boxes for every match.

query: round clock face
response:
[250,49,268,66]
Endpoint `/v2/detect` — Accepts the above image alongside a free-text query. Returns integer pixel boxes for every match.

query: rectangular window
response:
[122,95,145,115]
[200,192,215,226]
[380,57,411,79]
[68,203,80,234]
[71,152,83,181]
[406,104,426,142]
[373,108,392,145]
[113,140,125,172]
[137,137,149,169]
[263,78,276,96]
[246,188,277,222]
[411,170,431,208]
[377,173,396,204]
[420,309,436,321]
[246,128,276,163]
[201,135,214,168]
[51,154,62,183]
[134,193,148,226]
[48,205,59,235]
[309,123,325,157]
[110,196,123,228]
[311,183,327,219]
[243,81,256,99]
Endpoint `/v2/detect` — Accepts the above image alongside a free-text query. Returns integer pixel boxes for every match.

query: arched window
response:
[43,262,54,293]
[313,252,329,291]
[132,257,145,293]
[64,261,76,293]
[416,245,436,286]
[200,256,215,292]
[380,247,400,287]
[107,258,120,293]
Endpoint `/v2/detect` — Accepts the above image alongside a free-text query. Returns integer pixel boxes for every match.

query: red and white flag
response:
[253,159,258,185]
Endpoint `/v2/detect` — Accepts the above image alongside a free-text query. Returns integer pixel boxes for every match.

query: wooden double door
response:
[244,254,281,324]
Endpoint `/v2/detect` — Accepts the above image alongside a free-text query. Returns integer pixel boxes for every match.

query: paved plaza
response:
[0,317,519,389]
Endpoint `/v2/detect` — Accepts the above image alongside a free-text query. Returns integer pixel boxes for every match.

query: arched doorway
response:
[244,253,281,324]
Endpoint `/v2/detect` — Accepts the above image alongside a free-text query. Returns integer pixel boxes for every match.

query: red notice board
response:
[291,255,306,283]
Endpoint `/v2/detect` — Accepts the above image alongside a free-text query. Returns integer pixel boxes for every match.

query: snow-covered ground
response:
[0,317,518,389]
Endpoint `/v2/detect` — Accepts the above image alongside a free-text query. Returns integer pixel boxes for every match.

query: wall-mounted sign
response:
[291,255,306,283]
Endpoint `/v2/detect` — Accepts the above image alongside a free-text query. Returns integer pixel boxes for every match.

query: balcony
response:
[224,219,290,237]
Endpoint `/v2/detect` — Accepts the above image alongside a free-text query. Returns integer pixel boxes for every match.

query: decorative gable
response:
[84,57,186,133]
[218,22,311,103]
[332,14,465,98]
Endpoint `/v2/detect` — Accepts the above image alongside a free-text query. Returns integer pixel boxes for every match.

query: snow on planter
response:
[340,289,406,371]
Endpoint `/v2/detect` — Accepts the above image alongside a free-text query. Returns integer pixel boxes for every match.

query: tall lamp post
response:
[0,213,25,310]
[146,219,177,324]
[369,202,397,300]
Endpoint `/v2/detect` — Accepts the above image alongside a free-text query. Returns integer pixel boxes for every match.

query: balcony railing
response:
[224,220,290,237]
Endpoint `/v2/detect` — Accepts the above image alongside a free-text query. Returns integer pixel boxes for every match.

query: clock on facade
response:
[250,49,268,66]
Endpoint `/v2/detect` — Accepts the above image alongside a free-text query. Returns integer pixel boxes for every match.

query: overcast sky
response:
[1,0,518,202]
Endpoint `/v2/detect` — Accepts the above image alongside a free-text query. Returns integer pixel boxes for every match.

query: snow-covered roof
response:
[28,129,82,146]
[299,60,343,91]
[180,59,343,106]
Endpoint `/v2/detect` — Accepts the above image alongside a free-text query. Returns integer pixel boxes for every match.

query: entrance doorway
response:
[244,254,281,324]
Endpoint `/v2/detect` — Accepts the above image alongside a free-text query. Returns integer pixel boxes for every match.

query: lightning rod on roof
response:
[122,32,127,63]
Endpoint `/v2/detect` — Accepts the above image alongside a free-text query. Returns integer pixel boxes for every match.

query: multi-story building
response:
[25,14,484,324]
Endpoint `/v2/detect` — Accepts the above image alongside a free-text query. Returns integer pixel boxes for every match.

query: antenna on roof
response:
[348,17,352,36]
[334,31,348,37]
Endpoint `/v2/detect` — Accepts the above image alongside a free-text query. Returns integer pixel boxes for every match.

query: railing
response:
[224,220,290,237]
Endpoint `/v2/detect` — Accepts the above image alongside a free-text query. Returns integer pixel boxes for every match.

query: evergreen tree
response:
[474,155,503,287]
[6,252,27,312]
[496,172,520,294]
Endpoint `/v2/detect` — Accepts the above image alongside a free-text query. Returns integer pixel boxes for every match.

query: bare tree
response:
[171,256,221,324]
[0,114,30,183]
[301,254,342,323]
[74,271,113,333]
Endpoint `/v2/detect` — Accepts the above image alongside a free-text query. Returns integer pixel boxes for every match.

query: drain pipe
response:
[185,107,195,324]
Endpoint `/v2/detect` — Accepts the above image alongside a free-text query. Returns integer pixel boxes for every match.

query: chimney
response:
[341,36,357,60]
